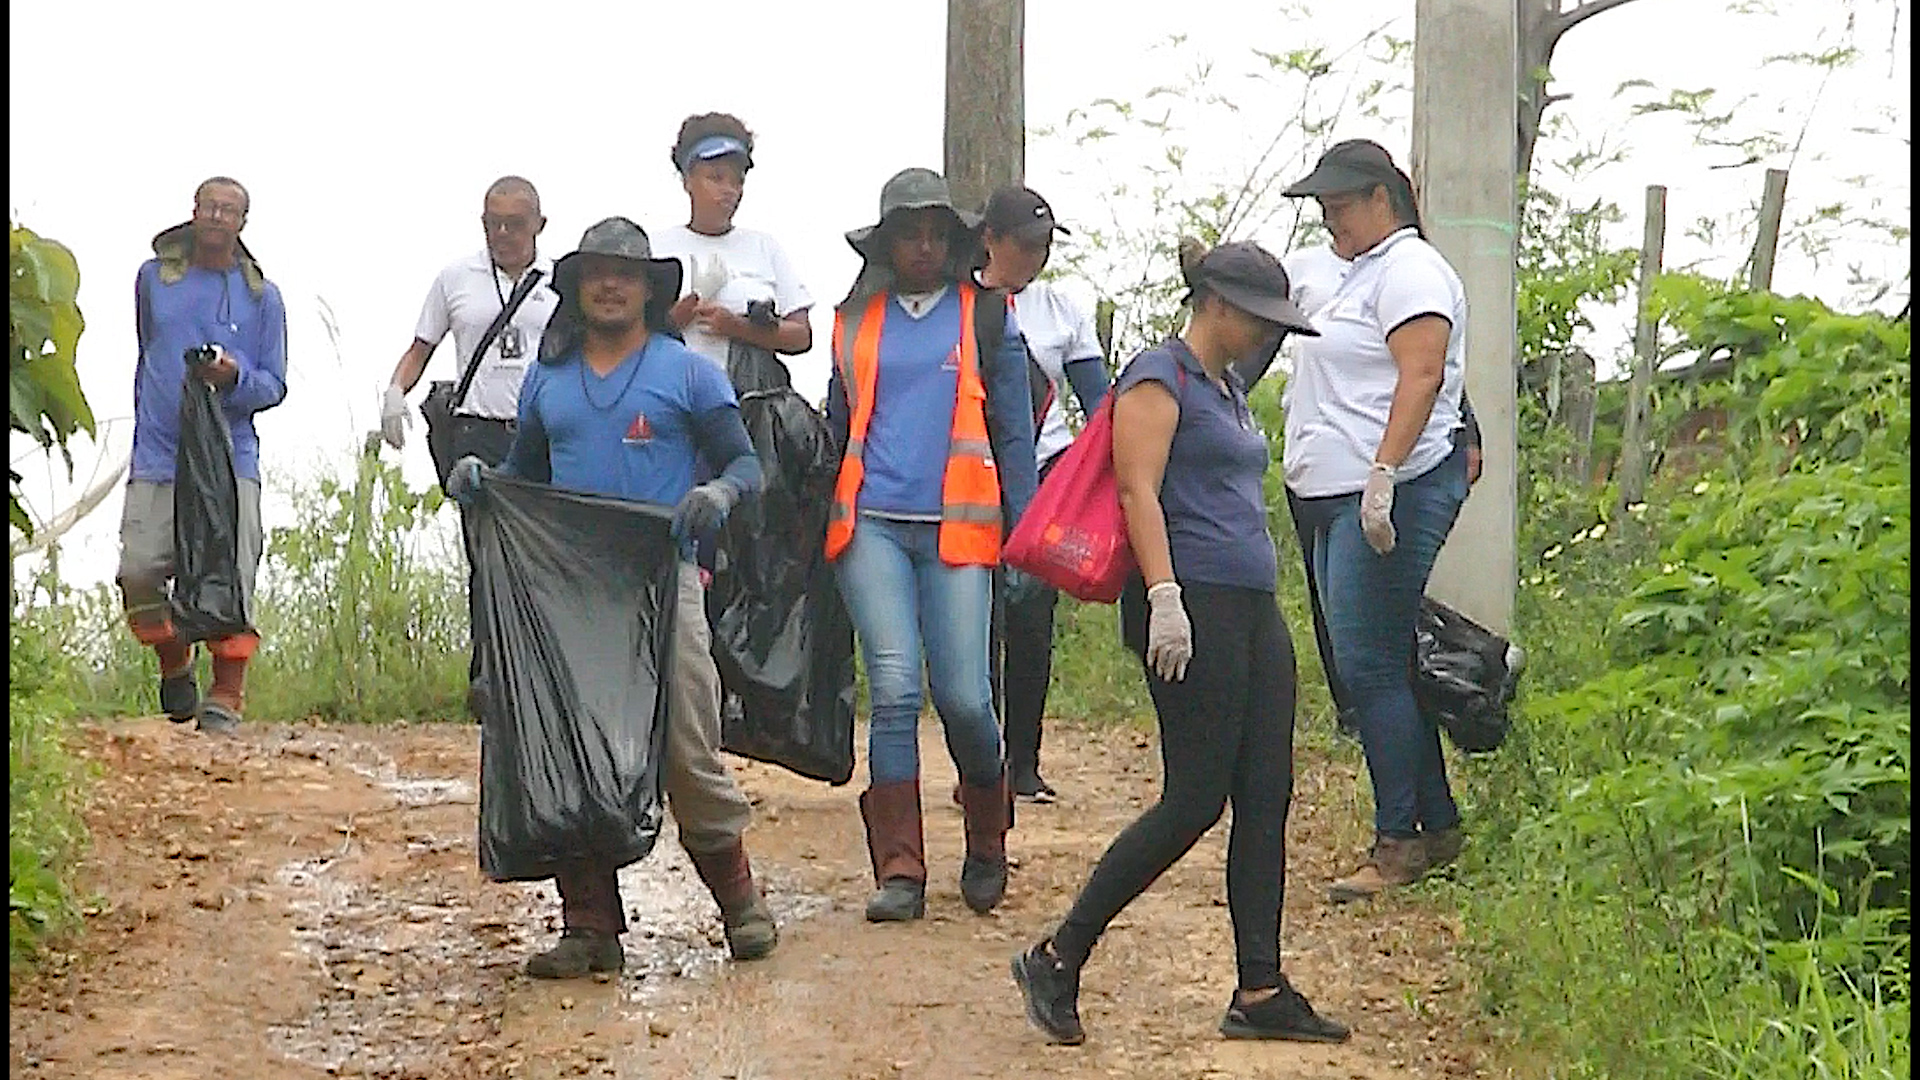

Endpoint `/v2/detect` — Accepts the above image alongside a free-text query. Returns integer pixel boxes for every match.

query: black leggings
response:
[1051,582,1298,990]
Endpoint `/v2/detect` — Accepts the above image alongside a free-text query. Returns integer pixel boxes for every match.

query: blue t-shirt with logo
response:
[1114,338,1278,592]
[500,333,739,506]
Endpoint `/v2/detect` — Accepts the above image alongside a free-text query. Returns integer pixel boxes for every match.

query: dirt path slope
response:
[10,717,1488,1080]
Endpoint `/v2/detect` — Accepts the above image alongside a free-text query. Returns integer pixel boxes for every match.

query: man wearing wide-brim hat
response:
[824,167,1041,924]
[448,216,780,976]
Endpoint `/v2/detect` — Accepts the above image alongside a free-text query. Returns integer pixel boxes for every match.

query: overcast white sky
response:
[10,0,1910,588]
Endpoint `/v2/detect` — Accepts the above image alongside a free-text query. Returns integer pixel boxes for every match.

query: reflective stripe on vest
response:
[824,285,1003,566]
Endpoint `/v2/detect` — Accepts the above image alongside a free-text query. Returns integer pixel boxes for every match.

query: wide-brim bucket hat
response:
[844,167,982,259]
[551,217,684,331]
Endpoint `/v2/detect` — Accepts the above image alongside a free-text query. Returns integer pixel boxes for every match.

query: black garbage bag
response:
[171,376,251,643]
[1414,597,1524,754]
[709,335,857,786]
[469,475,680,882]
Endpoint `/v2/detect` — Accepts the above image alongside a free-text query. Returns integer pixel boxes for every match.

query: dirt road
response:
[9,717,1488,1080]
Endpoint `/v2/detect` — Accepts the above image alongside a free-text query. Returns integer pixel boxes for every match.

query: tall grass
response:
[13,440,470,725]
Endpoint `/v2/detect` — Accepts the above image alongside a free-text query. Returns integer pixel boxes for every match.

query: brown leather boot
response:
[687,842,779,961]
[1328,834,1430,903]
[958,774,1011,914]
[1424,826,1464,871]
[859,780,926,922]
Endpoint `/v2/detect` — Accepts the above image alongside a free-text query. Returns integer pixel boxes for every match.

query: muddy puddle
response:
[261,736,829,1078]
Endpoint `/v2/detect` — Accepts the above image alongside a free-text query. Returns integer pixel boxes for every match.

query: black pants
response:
[1002,456,1060,781]
[1052,582,1298,990]
[451,417,519,692]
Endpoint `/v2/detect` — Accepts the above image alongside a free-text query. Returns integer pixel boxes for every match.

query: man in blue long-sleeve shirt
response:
[448,217,778,978]
[118,176,288,735]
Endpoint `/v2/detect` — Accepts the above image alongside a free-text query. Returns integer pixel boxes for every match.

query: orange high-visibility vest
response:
[825,284,1003,567]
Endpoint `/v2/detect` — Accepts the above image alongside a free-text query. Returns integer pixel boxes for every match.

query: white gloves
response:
[1361,462,1397,555]
[1144,580,1193,682]
[380,385,411,449]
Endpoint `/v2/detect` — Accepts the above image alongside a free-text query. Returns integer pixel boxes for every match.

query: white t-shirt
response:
[412,252,560,420]
[1282,229,1466,498]
[1008,280,1105,465]
[650,223,813,371]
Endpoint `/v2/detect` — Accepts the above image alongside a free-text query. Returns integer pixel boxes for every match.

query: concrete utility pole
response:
[1413,0,1520,636]
[1617,185,1668,510]
[944,0,1026,214]
[1749,168,1790,292]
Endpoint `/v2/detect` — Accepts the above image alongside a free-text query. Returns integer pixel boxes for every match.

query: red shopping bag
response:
[1003,397,1133,602]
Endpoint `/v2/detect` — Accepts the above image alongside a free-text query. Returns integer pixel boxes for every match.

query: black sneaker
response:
[1011,939,1085,1045]
[160,669,199,723]
[1012,771,1058,804]
[1220,980,1350,1043]
[195,701,242,737]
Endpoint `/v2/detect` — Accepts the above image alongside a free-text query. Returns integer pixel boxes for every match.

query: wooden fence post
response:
[1617,184,1667,509]
[1749,167,1789,292]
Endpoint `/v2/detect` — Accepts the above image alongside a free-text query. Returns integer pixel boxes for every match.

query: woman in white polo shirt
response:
[653,113,814,371]
[1279,139,1472,902]
[977,185,1111,803]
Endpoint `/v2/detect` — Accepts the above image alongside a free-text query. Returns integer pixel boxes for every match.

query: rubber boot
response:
[688,842,779,961]
[859,780,926,922]
[958,773,1012,914]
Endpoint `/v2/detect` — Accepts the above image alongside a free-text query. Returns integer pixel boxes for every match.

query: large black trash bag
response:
[171,376,251,643]
[709,336,858,786]
[1414,597,1525,754]
[470,476,680,882]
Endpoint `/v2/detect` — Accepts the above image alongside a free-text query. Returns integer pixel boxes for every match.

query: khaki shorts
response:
[116,479,264,624]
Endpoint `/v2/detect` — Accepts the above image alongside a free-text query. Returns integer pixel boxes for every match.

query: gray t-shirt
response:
[1114,339,1277,592]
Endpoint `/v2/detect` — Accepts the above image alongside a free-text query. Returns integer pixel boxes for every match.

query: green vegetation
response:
[1453,285,1910,1078]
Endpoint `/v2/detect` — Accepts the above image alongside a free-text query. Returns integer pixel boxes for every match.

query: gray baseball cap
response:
[551,217,683,330]
[844,168,983,256]
[1283,139,1407,198]
[1186,241,1318,335]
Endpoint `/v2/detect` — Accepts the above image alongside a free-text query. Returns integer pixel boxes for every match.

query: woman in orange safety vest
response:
[825,167,1039,924]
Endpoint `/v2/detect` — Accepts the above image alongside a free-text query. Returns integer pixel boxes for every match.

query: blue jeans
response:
[1290,447,1468,838]
[833,517,1003,787]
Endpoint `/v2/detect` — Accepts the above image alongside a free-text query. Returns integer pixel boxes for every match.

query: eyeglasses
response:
[197,202,245,222]
[483,215,537,235]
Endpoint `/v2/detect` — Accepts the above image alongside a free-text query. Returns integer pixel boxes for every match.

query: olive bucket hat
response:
[844,168,982,258]
[551,216,684,332]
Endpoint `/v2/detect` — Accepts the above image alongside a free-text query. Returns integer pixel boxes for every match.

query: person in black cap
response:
[1012,239,1349,1047]
[825,167,1040,924]
[448,217,779,977]
[653,113,814,372]
[977,185,1111,804]
[1278,138,1474,902]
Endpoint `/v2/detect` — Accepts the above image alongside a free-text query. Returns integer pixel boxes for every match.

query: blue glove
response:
[447,455,486,507]
[1004,567,1049,607]
[671,479,741,543]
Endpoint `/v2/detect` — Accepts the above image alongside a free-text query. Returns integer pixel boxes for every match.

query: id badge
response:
[498,326,525,360]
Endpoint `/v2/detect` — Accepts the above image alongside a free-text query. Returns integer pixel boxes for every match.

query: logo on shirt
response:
[942,345,961,372]
[623,412,654,445]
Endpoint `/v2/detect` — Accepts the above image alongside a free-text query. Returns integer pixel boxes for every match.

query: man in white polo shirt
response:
[379,175,561,719]
[379,176,561,470]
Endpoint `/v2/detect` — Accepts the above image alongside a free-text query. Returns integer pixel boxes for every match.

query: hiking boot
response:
[195,701,242,737]
[1220,979,1351,1043]
[860,781,927,923]
[1424,826,1464,871]
[525,929,623,979]
[1328,834,1430,903]
[1011,769,1058,804]
[865,877,927,922]
[160,668,199,723]
[958,775,1012,914]
[722,894,779,961]
[1011,939,1085,1045]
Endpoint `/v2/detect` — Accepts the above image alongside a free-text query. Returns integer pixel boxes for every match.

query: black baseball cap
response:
[1282,139,1407,198]
[1187,241,1318,335]
[982,185,1070,241]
